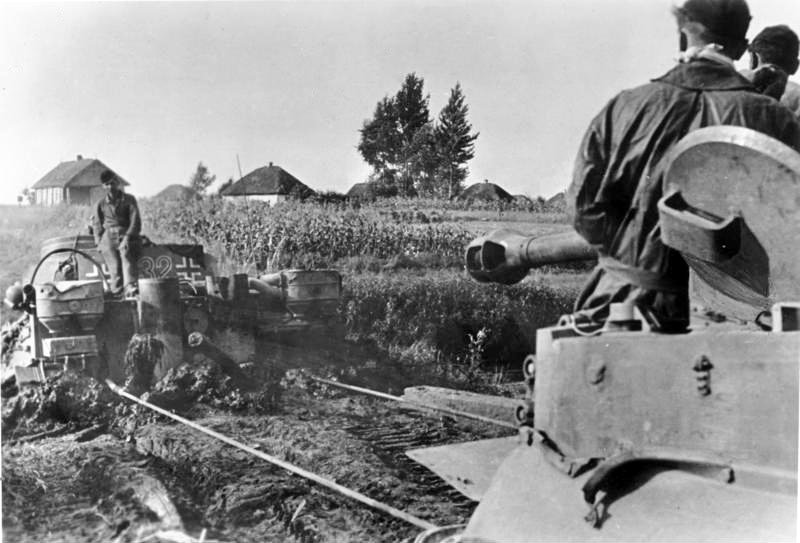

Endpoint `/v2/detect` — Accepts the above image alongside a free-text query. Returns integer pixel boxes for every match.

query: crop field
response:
[1,198,584,372]
[1,198,583,373]
[0,204,94,296]
[1,197,591,542]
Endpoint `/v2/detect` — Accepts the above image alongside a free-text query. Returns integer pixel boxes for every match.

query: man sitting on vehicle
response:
[92,170,142,298]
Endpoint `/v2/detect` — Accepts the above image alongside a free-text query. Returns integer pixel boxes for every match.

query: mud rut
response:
[2,349,513,543]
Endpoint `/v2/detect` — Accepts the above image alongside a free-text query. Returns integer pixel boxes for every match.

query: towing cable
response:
[310,376,518,430]
[106,380,438,532]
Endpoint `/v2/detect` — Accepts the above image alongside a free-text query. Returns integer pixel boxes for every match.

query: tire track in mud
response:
[133,392,512,542]
[341,418,479,510]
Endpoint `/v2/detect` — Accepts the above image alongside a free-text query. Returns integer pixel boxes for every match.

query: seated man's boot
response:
[124,283,139,299]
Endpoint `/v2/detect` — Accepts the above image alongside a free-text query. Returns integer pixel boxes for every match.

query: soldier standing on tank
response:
[742,25,800,117]
[566,0,800,331]
[92,170,141,298]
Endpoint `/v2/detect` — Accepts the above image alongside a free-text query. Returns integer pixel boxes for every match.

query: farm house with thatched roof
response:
[346,182,378,201]
[154,184,201,201]
[513,194,534,205]
[31,155,128,206]
[546,191,567,211]
[457,180,514,203]
[220,162,314,204]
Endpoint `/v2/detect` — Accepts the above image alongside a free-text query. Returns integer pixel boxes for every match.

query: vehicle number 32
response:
[139,255,173,278]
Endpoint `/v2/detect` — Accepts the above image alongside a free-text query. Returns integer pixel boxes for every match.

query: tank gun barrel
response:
[465,229,596,284]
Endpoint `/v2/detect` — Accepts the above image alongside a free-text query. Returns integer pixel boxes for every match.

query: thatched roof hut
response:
[221,162,314,203]
[346,182,378,201]
[154,184,201,201]
[458,181,514,202]
[546,191,566,211]
[513,194,534,205]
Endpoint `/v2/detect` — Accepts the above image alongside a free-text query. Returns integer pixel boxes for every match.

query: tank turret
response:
[415,126,800,543]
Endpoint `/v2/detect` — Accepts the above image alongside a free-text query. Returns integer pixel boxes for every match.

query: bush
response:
[341,271,579,376]
[0,204,94,317]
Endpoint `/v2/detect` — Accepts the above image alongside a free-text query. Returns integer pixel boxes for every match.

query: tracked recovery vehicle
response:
[414,126,799,542]
[3,237,342,386]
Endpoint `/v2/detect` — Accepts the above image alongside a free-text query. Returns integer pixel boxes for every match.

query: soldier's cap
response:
[750,25,799,60]
[672,0,751,41]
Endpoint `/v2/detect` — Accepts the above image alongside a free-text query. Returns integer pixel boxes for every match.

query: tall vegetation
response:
[358,74,479,198]
[343,272,579,381]
[17,188,35,206]
[141,198,474,271]
[189,162,216,195]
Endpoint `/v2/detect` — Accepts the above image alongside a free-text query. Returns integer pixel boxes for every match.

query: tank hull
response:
[461,440,796,542]
[412,322,799,542]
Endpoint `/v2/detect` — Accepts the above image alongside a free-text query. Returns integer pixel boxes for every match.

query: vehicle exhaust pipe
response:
[247,277,285,309]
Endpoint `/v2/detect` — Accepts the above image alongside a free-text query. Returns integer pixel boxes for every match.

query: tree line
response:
[194,73,480,201]
[16,71,478,206]
[358,73,479,199]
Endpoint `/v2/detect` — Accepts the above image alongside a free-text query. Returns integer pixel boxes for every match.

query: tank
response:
[4,237,344,385]
[414,126,800,542]
[39,235,103,281]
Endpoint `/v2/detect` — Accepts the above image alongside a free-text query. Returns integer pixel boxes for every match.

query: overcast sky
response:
[1,0,798,204]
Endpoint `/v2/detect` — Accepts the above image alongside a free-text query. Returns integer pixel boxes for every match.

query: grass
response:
[341,269,580,376]
[0,204,92,295]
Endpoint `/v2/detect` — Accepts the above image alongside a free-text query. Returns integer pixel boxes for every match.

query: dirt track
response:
[2,360,513,542]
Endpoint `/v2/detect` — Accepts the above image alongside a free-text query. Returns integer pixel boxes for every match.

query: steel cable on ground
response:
[310,376,518,430]
[105,379,439,532]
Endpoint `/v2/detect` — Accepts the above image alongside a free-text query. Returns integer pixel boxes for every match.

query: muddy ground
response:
[2,343,516,543]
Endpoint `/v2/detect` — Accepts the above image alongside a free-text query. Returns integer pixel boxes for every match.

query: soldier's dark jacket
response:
[567,58,800,329]
[92,191,141,244]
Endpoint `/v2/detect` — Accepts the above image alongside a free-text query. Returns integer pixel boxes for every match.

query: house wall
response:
[89,186,106,205]
[223,194,287,205]
[35,187,65,206]
[34,165,112,206]
[34,186,101,206]
[66,187,94,205]
[71,164,111,205]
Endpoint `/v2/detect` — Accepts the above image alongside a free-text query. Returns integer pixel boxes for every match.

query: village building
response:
[31,155,128,206]
[220,162,314,204]
[457,180,514,203]
[513,194,534,205]
[545,191,567,211]
[154,184,201,202]
[346,182,378,201]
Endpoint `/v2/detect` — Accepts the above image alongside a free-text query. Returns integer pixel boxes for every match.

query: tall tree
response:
[407,123,440,196]
[394,73,431,145]
[189,162,216,195]
[357,96,399,174]
[435,83,479,198]
[19,187,34,205]
[394,73,431,195]
[357,73,431,196]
